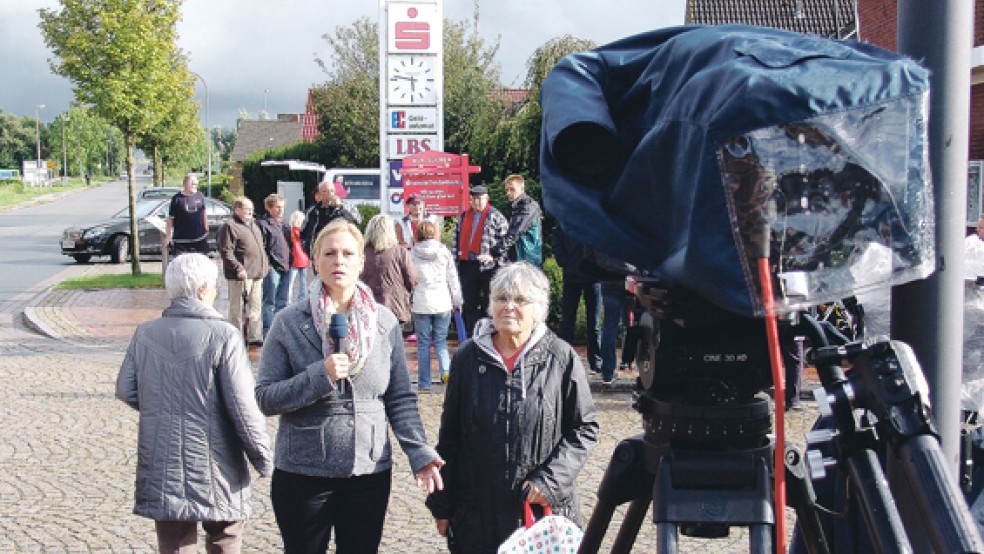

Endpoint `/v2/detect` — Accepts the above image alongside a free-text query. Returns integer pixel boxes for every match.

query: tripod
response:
[579,282,780,553]
[579,397,776,553]
[788,319,984,553]
[577,283,984,553]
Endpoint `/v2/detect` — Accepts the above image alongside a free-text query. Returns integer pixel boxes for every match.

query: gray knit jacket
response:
[255,299,438,477]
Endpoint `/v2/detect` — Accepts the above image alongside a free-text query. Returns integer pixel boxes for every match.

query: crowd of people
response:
[117,171,644,553]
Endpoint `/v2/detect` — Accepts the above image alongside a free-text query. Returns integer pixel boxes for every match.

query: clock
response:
[388,55,438,105]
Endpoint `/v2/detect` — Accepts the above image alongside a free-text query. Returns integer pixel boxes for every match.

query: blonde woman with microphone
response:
[256,220,443,553]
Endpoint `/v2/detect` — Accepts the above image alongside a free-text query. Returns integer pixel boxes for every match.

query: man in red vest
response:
[451,185,508,335]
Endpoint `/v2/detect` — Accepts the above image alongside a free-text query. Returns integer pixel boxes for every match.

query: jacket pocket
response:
[286,424,326,465]
[355,402,391,463]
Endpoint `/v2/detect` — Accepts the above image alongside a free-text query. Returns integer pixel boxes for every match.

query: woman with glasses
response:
[426,261,599,553]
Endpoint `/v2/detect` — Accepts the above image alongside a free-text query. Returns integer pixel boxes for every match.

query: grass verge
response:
[0,177,106,209]
[56,273,164,290]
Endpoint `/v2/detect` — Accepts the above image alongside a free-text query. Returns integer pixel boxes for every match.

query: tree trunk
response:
[126,137,142,276]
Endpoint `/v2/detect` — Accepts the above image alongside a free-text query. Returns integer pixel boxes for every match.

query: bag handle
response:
[523,501,553,528]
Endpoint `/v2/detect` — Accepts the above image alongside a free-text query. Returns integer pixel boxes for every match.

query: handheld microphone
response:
[329,313,349,394]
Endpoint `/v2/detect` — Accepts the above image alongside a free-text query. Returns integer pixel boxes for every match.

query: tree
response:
[464,34,597,183]
[0,110,36,170]
[48,107,123,180]
[137,69,201,186]
[40,0,188,275]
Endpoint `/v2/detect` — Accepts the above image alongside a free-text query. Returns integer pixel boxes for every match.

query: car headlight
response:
[83,226,109,239]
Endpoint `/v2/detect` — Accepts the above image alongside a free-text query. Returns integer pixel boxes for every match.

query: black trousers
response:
[457,260,492,336]
[172,238,210,256]
[271,468,392,554]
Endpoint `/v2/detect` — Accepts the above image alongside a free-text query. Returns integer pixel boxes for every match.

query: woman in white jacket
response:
[410,220,463,390]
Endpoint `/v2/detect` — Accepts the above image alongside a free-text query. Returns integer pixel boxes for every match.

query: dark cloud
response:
[3,0,684,127]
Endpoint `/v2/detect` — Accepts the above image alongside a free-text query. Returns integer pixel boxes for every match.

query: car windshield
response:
[112,200,166,219]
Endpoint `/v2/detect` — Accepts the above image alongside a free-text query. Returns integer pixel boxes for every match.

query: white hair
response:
[289,210,306,228]
[165,253,218,300]
[488,261,551,324]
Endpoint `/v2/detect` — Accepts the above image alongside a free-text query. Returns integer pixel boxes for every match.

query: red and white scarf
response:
[308,279,378,377]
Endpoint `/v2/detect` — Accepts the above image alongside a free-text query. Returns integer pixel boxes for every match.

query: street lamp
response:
[62,115,68,185]
[190,71,212,198]
[35,103,45,187]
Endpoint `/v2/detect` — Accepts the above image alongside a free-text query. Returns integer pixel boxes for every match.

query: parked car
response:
[138,186,182,200]
[60,197,233,263]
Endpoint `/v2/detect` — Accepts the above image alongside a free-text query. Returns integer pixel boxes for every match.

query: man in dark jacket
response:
[257,193,290,337]
[553,226,602,373]
[502,174,543,266]
[218,196,269,345]
[300,180,362,255]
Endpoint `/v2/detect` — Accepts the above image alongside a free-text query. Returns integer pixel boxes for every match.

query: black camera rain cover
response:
[541,25,933,317]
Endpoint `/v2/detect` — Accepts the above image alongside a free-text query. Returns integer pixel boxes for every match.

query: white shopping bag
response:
[497,502,583,554]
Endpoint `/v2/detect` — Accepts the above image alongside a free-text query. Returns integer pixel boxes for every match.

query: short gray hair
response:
[165,253,218,300]
[364,214,398,252]
[488,261,550,324]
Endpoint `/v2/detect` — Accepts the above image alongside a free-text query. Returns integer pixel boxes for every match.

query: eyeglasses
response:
[493,294,533,306]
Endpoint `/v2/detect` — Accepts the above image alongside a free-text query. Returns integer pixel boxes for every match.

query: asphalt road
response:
[0,177,149,316]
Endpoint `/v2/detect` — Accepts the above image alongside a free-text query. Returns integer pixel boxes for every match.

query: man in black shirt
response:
[165,173,209,256]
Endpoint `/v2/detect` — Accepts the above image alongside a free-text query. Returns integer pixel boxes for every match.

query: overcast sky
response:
[1,0,686,129]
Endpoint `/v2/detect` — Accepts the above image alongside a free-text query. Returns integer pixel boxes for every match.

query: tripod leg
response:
[847,448,912,553]
[656,522,678,554]
[748,523,772,554]
[580,502,616,554]
[610,496,650,554]
[579,436,653,554]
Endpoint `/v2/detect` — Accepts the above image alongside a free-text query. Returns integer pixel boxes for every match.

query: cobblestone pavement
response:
[2,263,822,553]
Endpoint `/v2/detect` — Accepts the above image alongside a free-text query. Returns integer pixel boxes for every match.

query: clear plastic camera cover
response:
[717,93,934,316]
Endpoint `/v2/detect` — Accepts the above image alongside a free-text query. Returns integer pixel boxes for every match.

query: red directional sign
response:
[400,151,480,216]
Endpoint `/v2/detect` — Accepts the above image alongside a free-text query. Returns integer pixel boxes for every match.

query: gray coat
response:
[255,298,438,477]
[116,297,273,522]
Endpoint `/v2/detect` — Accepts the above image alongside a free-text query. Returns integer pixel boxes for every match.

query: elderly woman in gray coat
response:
[116,253,273,554]
[256,219,444,553]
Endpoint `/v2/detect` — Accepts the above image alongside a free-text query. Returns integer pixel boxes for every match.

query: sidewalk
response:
[10,260,821,552]
[20,260,642,391]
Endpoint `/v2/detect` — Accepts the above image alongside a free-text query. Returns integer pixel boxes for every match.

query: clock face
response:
[388,55,437,105]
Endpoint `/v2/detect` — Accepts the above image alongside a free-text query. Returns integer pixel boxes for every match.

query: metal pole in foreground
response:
[892,0,974,477]
[35,103,45,187]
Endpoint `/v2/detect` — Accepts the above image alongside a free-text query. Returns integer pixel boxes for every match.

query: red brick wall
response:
[977,0,984,47]
[857,0,898,50]
[859,0,983,161]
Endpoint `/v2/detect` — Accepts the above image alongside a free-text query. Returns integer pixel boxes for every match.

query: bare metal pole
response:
[35,104,45,187]
[892,0,974,470]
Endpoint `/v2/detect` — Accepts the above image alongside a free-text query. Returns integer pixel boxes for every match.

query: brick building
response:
[856,0,983,225]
